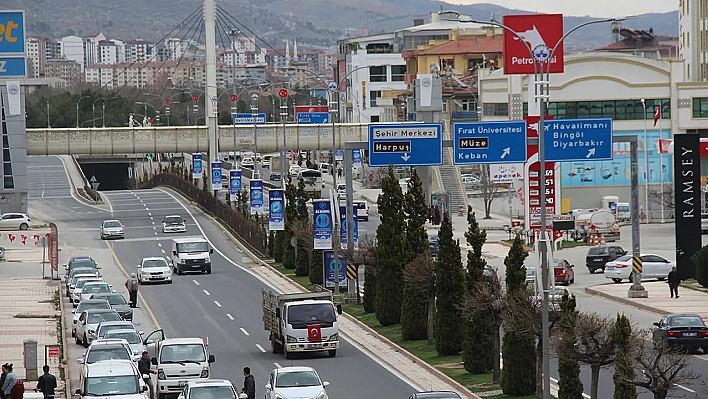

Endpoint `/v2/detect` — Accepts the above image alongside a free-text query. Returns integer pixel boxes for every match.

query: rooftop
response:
[415,36,503,56]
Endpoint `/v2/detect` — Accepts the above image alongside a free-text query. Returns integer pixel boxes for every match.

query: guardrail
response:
[139,173,268,256]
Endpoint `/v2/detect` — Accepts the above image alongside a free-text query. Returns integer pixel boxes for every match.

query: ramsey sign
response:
[503,14,564,75]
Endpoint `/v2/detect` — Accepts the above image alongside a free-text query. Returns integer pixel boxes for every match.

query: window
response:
[483,103,508,116]
[370,90,382,108]
[523,99,670,120]
[4,177,13,189]
[693,97,708,118]
[3,163,11,176]
[369,66,386,82]
[391,65,406,82]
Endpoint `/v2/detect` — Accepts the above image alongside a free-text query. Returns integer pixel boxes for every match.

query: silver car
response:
[103,330,147,359]
[100,220,124,240]
[72,277,104,307]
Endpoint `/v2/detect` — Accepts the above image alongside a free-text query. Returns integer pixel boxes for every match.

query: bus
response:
[296,168,325,197]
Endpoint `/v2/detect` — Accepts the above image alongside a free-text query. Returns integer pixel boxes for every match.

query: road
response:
[29,155,417,399]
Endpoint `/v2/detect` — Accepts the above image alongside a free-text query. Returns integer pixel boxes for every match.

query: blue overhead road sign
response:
[543,118,613,162]
[297,112,329,124]
[233,113,266,125]
[453,121,527,164]
[368,123,443,167]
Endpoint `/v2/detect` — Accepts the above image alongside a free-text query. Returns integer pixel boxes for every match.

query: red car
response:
[553,259,575,286]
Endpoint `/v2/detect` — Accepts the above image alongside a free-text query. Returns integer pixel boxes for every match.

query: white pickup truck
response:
[262,290,342,359]
[149,337,215,399]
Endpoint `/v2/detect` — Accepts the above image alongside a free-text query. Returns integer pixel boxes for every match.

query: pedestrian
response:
[138,351,156,399]
[35,365,56,399]
[434,206,441,225]
[337,167,343,178]
[0,366,6,399]
[1,364,16,399]
[241,367,255,399]
[125,273,139,308]
[668,266,681,298]
[428,206,434,224]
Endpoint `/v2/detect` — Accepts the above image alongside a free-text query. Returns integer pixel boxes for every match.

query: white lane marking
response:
[193,280,200,286]
[214,301,222,307]
[157,243,162,247]
[240,328,249,336]
[160,249,165,254]
[227,314,234,320]
[145,208,150,211]
[255,344,266,353]
[154,231,158,235]
[152,221,155,225]
[676,384,696,393]
[148,212,152,216]
[273,362,282,368]
[203,289,210,296]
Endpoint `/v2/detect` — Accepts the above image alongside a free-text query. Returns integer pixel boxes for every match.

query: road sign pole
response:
[628,138,647,297]
[344,147,356,301]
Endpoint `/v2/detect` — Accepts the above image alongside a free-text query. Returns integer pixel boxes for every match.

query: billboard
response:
[489,163,524,183]
[674,133,700,280]
[502,14,564,75]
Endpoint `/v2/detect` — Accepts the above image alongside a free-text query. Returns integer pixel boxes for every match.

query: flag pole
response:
[659,106,665,223]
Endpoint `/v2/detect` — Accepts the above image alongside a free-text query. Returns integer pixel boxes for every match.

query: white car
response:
[289,164,301,177]
[68,272,99,299]
[80,281,113,302]
[75,359,149,399]
[75,309,122,347]
[77,341,137,394]
[100,219,124,240]
[162,215,186,233]
[138,257,173,284]
[0,213,31,230]
[72,299,111,338]
[102,330,147,359]
[178,379,238,399]
[265,367,329,399]
[72,277,104,306]
[95,321,138,341]
[241,157,254,167]
[604,254,676,283]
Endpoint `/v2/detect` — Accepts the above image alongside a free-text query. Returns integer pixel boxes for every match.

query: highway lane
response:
[101,188,417,399]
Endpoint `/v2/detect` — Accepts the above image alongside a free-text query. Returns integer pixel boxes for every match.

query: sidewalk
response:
[585,281,708,319]
[0,257,66,399]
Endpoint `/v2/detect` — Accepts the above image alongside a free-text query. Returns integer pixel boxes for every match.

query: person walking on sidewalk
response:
[1,364,16,399]
[138,351,156,399]
[0,366,6,399]
[36,365,56,399]
[668,266,681,298]
[241,367,255,399]
[125,273,139,308]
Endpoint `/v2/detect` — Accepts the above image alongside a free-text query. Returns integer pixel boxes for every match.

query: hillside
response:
[15,0,678,50]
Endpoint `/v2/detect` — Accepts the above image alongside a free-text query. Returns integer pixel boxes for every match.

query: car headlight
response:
[157,369,165,380]
[328,333,338,341]
[205,256,211,263]
[179,259,186,264]
[286,335,298,343]
[317,390,326,399]
[274,394,283,399]
[200,368,209,378]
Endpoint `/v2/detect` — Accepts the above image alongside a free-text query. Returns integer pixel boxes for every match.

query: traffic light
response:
[230,95,238,102]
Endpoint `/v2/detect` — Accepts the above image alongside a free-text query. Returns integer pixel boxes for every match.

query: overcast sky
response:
[449,0,676,18]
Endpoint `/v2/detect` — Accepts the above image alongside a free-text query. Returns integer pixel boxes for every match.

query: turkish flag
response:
[21,234,27,245]
[8,234,15,242]
[653,107,661,126]
[307,324,322,343]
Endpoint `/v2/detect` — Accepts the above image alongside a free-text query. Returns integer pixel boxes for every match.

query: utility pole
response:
[204,0,219,195]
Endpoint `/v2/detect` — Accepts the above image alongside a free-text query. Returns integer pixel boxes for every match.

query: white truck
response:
[171,237,213,275]
[269,156,284,181]
[262,289,342,359]
[148,337,215,399]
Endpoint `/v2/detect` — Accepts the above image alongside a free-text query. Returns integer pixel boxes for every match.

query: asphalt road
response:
[28,155,417,399]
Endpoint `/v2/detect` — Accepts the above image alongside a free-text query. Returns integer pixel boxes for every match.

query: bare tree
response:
[647,186,675,219]
[403,251,436,344]
[503,290,560,399]
[568,312,616,399]
[462,280,504,383]
[625,330,700,399]
[290,218,314,246]
[479,165,501,219]
[341,233,378,304]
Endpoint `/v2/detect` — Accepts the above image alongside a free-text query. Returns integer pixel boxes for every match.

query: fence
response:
[140,173,268,256]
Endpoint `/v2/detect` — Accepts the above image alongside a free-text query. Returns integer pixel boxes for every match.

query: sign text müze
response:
[453,120,527,164]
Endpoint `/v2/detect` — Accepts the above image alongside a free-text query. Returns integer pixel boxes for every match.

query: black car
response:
[585,245,626,273]
[90,292,133,321]
[652,313,708,351]
[409,391,462,399]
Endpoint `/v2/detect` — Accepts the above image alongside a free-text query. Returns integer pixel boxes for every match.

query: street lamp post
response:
[92,98,104,128]
[46,101,51,128]
[640,98,650,223]
[76,95,90,128]
[102,97,118,128]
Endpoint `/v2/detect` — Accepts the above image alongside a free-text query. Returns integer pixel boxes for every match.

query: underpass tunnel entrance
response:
[77,161,131,191]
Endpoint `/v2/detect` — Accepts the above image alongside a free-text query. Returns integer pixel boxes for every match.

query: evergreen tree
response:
[505,234,529,292]
[400,168,429,340]
[433,212,466,355]
[273,231,284,262]
[294,177,310,276]
[363,265,377,313]
[463,210,494,374]
[557,291,584,399]
[267,230,275,258]
[611,313,637,399]
[374,166,407,326]
[282,177,297,269]
[309,249,324,284]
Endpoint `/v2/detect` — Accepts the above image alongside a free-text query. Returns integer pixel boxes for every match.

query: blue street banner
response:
[249,179,264,215]
[335,149,343,161]
[211,161,222,190]
[313,199,333,250]
[229,170,242,197]
[339,205,358,247]
[353,150,362,165]
[268,189,285,231]
[192,153,202,179]
[323,251,347,289]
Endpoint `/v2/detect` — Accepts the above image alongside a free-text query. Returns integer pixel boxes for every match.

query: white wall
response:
[61,35,85,71]
[347,50,406,122]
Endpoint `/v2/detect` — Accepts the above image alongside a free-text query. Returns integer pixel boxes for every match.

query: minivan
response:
[353,200,369,221]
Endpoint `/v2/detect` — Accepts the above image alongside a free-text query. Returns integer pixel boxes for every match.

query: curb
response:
[584,285,668,316]
[58,278,71,399]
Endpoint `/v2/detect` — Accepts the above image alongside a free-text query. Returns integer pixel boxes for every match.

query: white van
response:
[171,238,213,275]
[347,200,370,221]
[149,338,215,397]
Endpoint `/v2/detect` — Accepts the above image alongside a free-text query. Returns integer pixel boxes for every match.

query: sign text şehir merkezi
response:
[372,128,439,138]
[548,120,610,150]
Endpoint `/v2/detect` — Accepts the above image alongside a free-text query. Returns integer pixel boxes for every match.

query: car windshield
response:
[86,347,132,363]
[70,269,96,279]
[103,221,121,228]
[83,284,111,294]
[159,344,206,363]
[104,330,142,344]
[177,242,209,253]
[85,375,138,396]
[287,303,336,324]
[72,260,97,268]
[190,386,236,399]
[100,295,128,306]
[87,312,121,324]
[553,261,564,268]
[72,275,96,285]
[668,315,706,327]
[588,247,609,256]
[165,217,182,224]
[76,302,111,313]
[614,255,632,263]
[429,234,438,242]
[77,279,99,289]
[99,325,133,337]
[143,259,168,268]
[275,371,321,388]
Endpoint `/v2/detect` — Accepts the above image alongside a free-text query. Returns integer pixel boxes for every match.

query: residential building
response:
[98,40,125,65]
[26,37,47,78]
[45,40,62,60]
[165,38,190,61]
[680,0,708,80]
[44,58,82,86]
[597,24,679,60]
[83,33,106,67]
[61,35,85,70]
[124,40,155,63]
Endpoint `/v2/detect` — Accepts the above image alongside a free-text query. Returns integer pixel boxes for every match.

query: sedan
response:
[72,277,104,306]
[79,282,113,302]
[75,309,122,347]
[162,215,186,233]
[103,330,146,359]
[95,321,138,341]
[90,293,133,321]
[0,213,31,230]
[604,254,675,283]
[265,367,329,399]
[100,219,124,240]
[409,391,462,399]
[652,313,708,351]
[137,257,173,284]
[178,379,238,399]
[552,259,575,286]
[429,233,439,256]
[703,214,708,234]
[71,299,111,337]
[66,269,98,297]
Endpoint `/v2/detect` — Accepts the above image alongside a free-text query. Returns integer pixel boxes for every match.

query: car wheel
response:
[83,333,89,348]
[19,223,28,230]
[657,277,666,281]
[75,333,81,345]
[328,349,337,357]
[158,394,166,399]
[205,267,211,275]
[612,278,623,283]
[100,234,104,240]
[71,328,75,337]
[703,347,708,354]
[271,339,283,354]
[588,268,595,274]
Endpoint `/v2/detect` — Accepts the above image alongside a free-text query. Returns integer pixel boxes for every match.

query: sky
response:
[448,0,677,18]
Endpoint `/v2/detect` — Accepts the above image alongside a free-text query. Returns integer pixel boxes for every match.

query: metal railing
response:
[140,173,268,256]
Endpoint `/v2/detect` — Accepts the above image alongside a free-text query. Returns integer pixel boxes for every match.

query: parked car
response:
[604,254,675,283]
[75,359,149,399]
[535,286,570,310]
[353,200,369,221]
[553,259,575,286]
[652,313,708,351]
[75,309,122,347]
[525,266,536,288]
[483,266,499,286]
[66,268,99,297]
[408,391,462,399]
[586,245,626,273]
[428,233,439,255]
[71,299,111,338]
[265,366,329,399]
[100,220,124,240]
[0,213,31,230]
[177,379,238,399]
[90,293,133,321]
[102,330,147,358]
[95,321,139,341]
[79,281,113,302]
[72,277,105,306]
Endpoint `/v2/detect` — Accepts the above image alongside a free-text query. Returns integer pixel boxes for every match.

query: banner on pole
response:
[268,189,285,231]
[313,199,333,250]
[249,179,264,214]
